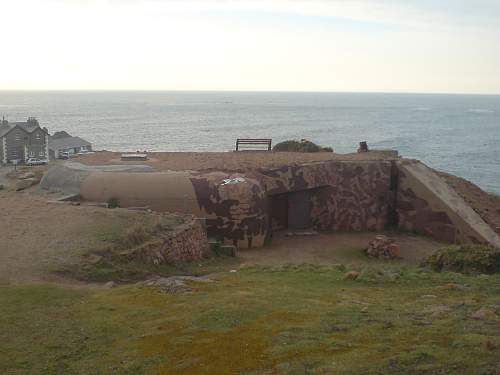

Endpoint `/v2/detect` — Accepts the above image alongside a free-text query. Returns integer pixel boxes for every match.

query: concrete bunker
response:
[269,187,330,231]
[41,158,500,249]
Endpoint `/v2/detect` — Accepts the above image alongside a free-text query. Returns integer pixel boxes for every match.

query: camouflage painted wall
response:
[396,160,500,246]
[189,161,393,248]
[257,161,393,232]
[190,172,268,248]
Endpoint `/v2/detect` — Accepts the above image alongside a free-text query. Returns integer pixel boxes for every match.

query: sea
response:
[0,91,499,194]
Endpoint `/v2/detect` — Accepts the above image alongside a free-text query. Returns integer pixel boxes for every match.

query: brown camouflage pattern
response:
[189,161,393,248]
[45,158,499,249]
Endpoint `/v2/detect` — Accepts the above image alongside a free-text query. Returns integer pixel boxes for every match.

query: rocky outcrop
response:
[365,235,400,259]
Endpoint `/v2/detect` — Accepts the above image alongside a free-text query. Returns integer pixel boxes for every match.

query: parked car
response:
[26,158,48,166]
[77,149,94,155]
[58,151,70,160]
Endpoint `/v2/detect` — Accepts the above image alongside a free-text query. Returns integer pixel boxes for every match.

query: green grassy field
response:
[1,264,499,375]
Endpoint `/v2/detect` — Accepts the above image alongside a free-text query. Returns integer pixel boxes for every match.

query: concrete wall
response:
[257,161,393,232]
[396,160,500,247]
[40,158,500,249]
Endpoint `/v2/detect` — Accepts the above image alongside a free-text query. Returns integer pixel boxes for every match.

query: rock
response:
[87,254,104,264]
[343,271,360,280]
[15,178,38,191]
[104,281,116,288]
[139,275,213,294]
[438,283,468,291]
[424,305,452,318]
[365,235,401,260]
[18,172,35,180]
[471,308,498,320]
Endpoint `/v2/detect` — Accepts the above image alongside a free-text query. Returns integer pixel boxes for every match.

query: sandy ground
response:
[77,150,397,172]
[0,190,145,283]
[240,231,444,266]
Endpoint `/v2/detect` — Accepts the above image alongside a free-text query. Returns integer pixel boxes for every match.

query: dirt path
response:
[239,231,444,266]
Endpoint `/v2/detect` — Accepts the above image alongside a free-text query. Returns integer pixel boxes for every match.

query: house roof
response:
[49,136,91,151]
[0,121,49,138]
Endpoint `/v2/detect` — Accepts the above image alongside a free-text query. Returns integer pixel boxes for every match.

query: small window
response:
[29,151,35,157]
[39,151,45,157]
[15,133,21,141]
[35,133,41,140]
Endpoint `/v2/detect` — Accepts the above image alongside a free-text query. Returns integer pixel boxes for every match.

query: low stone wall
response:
[121,218,210,265]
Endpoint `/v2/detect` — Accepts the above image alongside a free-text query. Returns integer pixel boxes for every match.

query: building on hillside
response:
[0,117,49,164]
[48,132,92,159]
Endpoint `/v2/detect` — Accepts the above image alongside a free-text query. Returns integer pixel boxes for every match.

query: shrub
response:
[273,139,333,153]
[107,197,120,209]
[0,184,4,191]
[125,224,150,246]
[422,245,500,274]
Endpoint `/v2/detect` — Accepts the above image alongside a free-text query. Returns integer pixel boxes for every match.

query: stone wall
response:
[122,218,210,265]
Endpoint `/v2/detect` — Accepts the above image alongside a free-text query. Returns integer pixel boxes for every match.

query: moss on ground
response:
[422,245,500,274]
[1,265,499,374]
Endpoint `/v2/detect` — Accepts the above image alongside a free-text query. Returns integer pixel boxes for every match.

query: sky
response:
[1,0,500,93]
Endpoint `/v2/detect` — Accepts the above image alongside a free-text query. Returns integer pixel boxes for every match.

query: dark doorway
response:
[269,189,312,231]
[269,192,288,231]
[288,190,311,230]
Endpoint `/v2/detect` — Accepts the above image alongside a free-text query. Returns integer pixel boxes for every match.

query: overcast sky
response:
[1,0,500,93]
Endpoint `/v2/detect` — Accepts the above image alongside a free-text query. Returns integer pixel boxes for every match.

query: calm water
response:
[0,91,499,194]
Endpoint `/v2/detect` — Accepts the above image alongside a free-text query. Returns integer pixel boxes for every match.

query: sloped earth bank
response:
[0,190,179,283]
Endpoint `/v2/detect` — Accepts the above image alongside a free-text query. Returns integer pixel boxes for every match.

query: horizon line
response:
[1,89,500,96]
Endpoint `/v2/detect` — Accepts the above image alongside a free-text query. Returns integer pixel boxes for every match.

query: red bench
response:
[235,138,272,151]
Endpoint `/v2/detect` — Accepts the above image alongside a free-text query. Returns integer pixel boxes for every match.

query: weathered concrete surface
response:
[190,172,267,248]
[39,158,500,249]
[397,160,500,247]
[40,162,153,194]
[81,171,202,215]
[257,161,392,232]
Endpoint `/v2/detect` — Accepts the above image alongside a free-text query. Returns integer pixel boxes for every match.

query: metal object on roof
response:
[121,153,148,161]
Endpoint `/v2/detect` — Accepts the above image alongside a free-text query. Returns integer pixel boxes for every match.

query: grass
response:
[60,213,198,282]
[1,265,499,375]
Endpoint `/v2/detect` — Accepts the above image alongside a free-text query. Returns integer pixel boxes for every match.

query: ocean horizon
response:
[0,90,499,194]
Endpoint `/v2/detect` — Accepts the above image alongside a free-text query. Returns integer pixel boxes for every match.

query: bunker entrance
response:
[269,189,314,231]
